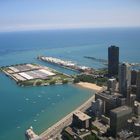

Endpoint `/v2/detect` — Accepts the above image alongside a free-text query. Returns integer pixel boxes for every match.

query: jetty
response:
[37,56,93,73]
[25,126,41,140]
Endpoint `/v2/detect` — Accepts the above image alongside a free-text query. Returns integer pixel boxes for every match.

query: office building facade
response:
[110,106,132,137]
[72,111,91,129]
[119,63,131,98]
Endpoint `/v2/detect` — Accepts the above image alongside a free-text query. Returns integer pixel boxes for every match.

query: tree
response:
[49,80,56,85]
[62,79,68,84]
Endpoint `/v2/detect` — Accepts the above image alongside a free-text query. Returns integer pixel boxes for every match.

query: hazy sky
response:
[0,0,140,32]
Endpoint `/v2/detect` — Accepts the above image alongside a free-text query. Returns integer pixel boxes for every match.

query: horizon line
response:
[0,26,140,33]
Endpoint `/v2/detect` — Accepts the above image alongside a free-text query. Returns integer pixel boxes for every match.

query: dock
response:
[25,126,41,140]
[1,63,72,87]
[38,56,93,73]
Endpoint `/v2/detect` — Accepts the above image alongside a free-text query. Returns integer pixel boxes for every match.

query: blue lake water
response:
[0,28,140,140]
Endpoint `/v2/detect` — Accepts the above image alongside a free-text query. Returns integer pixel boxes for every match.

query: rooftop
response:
[111,106,132,114]
[73,111,91,121]
[64,126,75,136]
[117,130,134,138]
[108,78,116,81]
[135,101,140,106]
[96,91,120,101]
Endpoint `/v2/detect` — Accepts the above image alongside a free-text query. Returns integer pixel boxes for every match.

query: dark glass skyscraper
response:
[108,45,119,77]
[136,71,140,101]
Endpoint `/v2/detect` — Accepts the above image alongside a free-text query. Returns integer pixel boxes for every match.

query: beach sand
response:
[76,82,102,91]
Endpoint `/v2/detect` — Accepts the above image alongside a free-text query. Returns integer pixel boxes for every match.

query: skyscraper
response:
[110,106,132,137]
[108,45,119,77]
[136,71,140,101]
[131,69,137,85]
[107,78,117,92]
[119,63,131,98]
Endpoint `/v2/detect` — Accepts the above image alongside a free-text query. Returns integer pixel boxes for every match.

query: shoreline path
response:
[40,83,104,140]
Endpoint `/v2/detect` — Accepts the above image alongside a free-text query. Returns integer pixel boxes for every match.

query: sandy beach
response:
[76,82,102,91]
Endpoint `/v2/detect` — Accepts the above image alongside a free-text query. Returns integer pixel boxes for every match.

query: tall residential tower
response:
[136,71,140,101]
[119,63,131,98]
[108,45,119,77]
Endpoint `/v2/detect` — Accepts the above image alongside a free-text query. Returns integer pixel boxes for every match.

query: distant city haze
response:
[0,0,140,32]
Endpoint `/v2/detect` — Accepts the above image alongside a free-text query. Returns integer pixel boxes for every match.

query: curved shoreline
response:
[40,83,103,139]
[40,95,96,139]
[76,82,102,91]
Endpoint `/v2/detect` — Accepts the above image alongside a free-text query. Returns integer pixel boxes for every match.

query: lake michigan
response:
[0,27,140,140]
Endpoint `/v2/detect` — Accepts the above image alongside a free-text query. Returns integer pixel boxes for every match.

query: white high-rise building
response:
[119,63,131,98]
